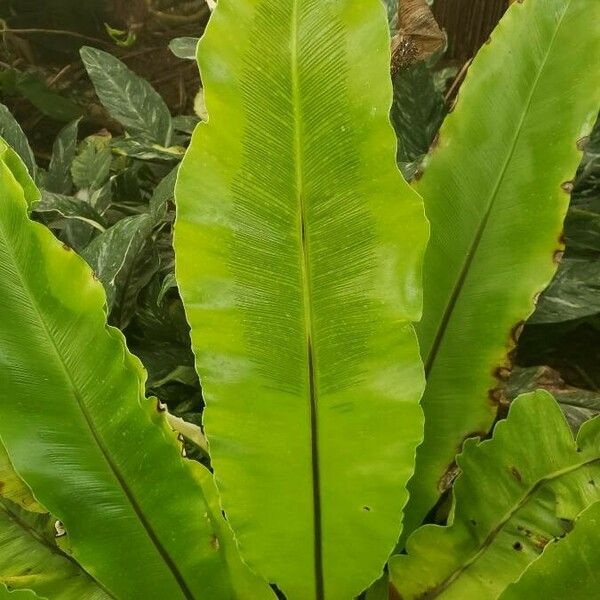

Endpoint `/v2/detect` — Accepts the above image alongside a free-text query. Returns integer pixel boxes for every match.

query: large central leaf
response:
[174,0,428,598]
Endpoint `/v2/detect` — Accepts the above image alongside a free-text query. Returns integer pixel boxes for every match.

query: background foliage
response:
[0,0,598,579]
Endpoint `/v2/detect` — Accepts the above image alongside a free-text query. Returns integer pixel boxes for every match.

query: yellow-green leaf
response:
[174,0,428,598]
[404,0,600,539]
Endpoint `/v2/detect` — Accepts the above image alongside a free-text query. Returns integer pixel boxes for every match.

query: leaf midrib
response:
[0,210,195,600]
[423,0,573,375]
[0,498,116,598]
[290,1,324,598]
[424,455,600,598]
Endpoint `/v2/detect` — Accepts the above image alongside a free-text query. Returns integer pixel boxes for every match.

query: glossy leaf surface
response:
[0,141,230,599]
[80,47,173,146]
[391,391,600,598]
[404,0,600,538]
[175,1,428,598]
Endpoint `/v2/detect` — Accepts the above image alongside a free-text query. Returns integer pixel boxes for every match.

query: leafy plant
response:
[402,0,600,541]
[174,0,428,598]
[0,139,273,600]
[0,0,598,599]
[390,390,600,598]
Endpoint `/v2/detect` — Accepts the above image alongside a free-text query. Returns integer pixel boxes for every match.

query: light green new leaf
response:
[404,0,600,538]
[391,391,600,599]
[499,501,600,600]
[169,37,200,60]
[80,47,173,146]
[175,0,428,598]
[0,498,110,599]
[0,141,232,599]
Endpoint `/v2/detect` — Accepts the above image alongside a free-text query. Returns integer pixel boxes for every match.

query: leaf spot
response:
[510,466,523,482]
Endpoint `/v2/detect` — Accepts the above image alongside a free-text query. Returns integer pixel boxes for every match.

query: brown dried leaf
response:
[392,0,445,72]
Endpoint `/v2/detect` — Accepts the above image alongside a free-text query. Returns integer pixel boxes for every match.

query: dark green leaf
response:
[0,105,36,179]
[564,207,600,253]
[80,47,173,145]
[530,258,600,324]
[46,119,80,194]
[34,190,106,231]
[506,365,600,432]
[10,71,81,122]
[71,135,112,190]
[149,165,178,217]
[383,0,398,30]
[172,115,201,133]
[82,214,159,327]
[391,62,446,178]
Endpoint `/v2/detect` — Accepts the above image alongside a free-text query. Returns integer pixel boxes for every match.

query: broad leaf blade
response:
[80,47,172,146]
[0,144,230,598]
[0,498,110,599]
[404,0,600,538]
[390,391,600,598]
[499,501,600,600]
[197,469,276,600]
[34,191,106,232]
[82,213,159,327]
[175,1,428,598]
